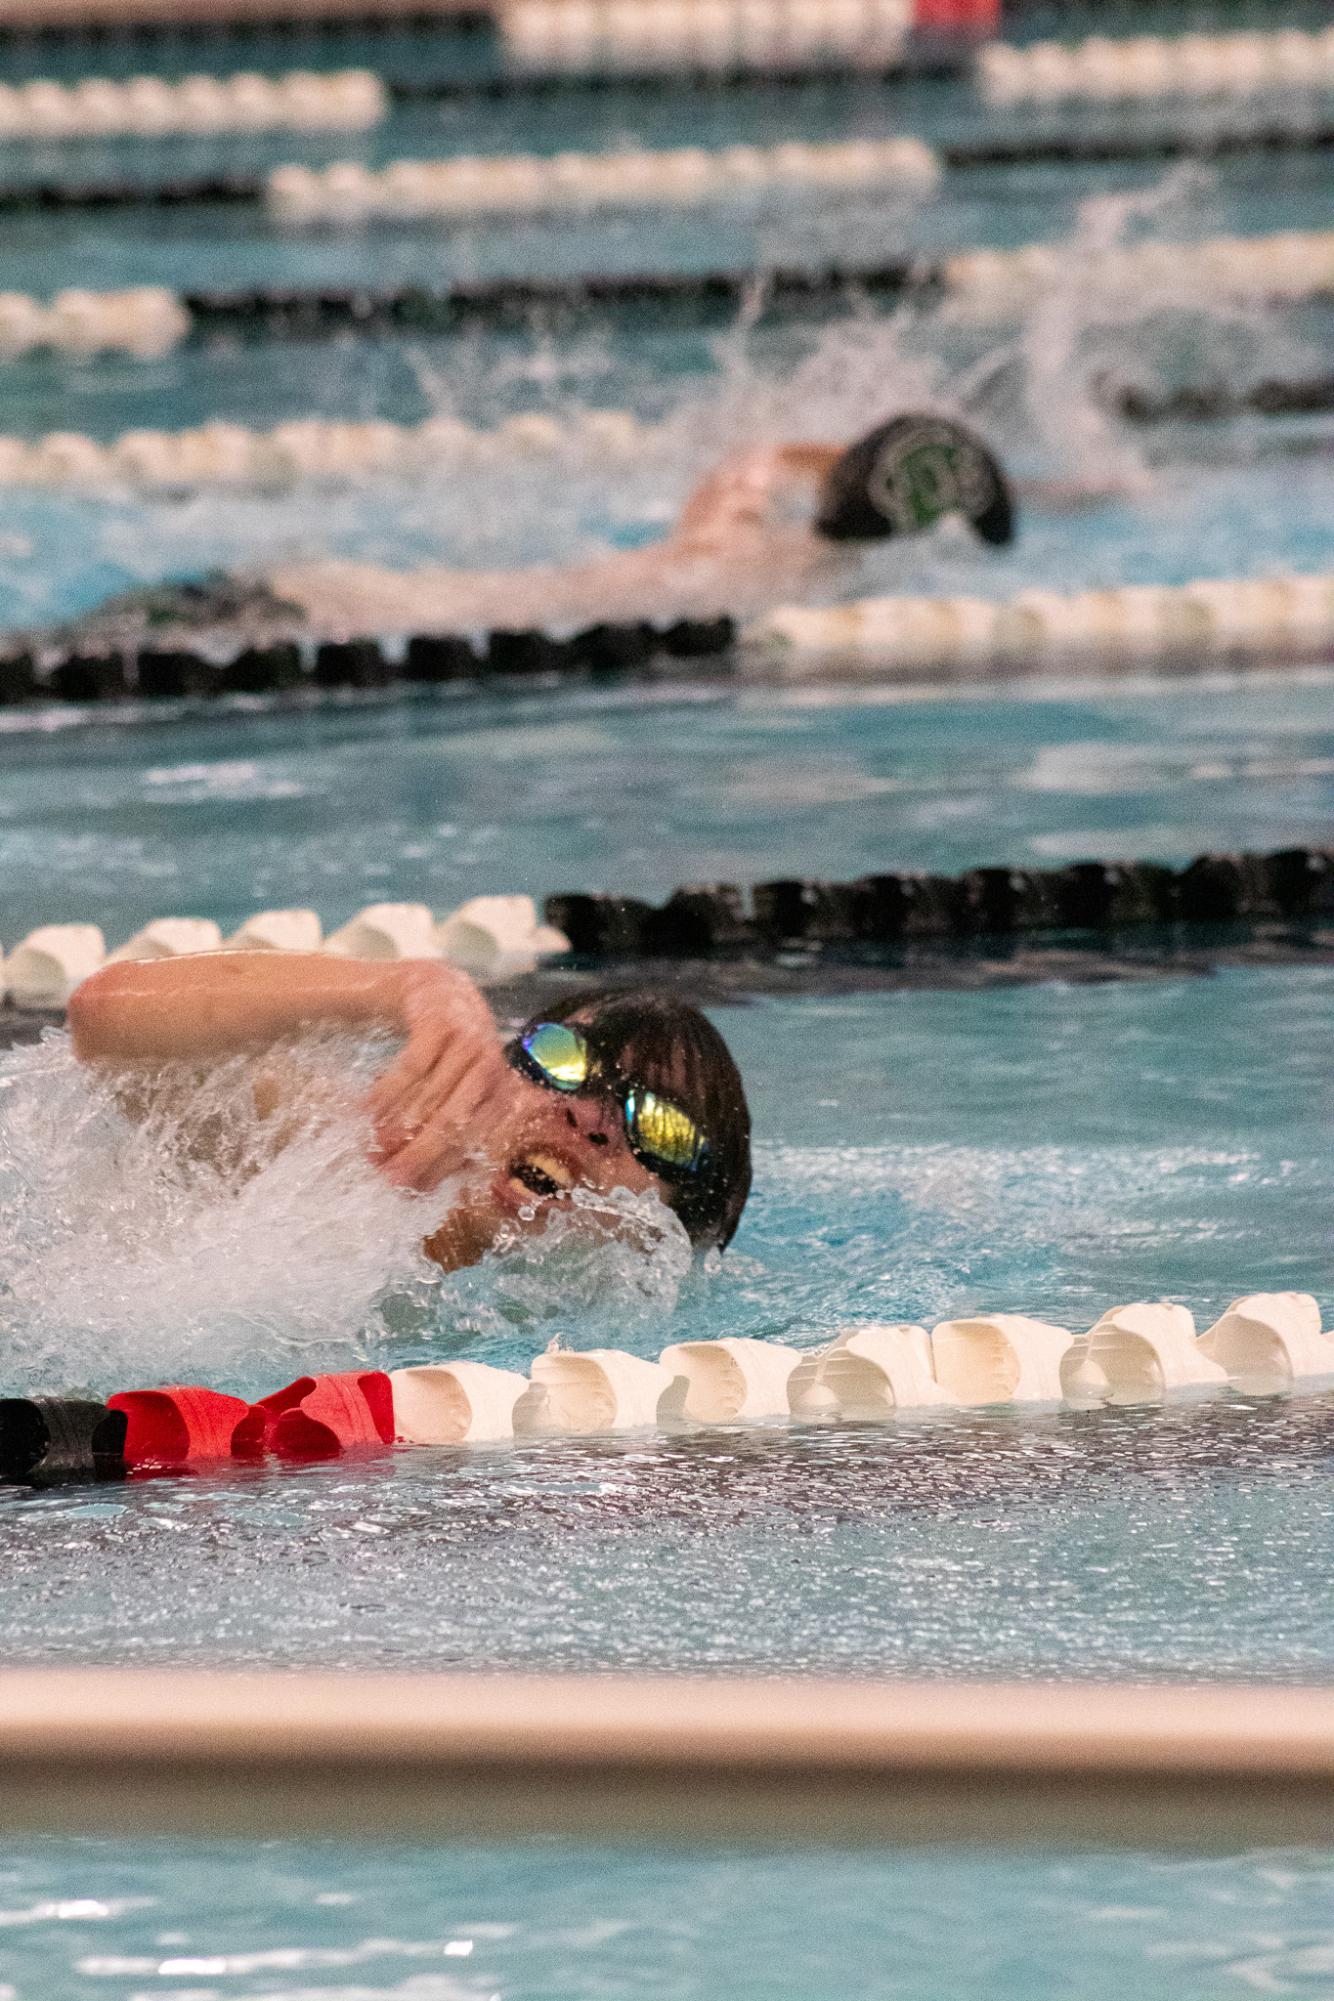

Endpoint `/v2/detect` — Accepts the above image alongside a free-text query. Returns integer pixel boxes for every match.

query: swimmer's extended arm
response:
[69,953,521,1190]
[673,444,842,544]
[69,952,438,1063]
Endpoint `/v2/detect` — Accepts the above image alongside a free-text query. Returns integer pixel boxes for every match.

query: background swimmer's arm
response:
[1016,477,1137,514]
[673,444,842,544]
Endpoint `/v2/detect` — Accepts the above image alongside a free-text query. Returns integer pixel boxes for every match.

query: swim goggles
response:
[506,1020,710,1182]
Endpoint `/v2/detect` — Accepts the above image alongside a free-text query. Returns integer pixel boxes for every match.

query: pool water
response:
[2,5,1334,1994]
[5,667,1334,943]
[4,966,1334,1676]
[8,1838,1334,2001]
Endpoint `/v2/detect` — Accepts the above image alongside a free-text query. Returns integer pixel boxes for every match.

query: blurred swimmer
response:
[26,413,1015,653]
[69,953,752,1272]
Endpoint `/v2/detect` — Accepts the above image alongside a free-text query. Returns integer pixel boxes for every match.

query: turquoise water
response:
[4,967,1334,1676]
[1,668,1334,942]
[3,12,1334,1994]
[7,1839,1334,2001]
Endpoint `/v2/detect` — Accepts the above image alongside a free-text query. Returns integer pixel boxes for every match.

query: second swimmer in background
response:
[27,412,1016,654]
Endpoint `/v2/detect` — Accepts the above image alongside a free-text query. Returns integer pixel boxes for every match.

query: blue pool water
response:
[4,966,1334,1679]
[3,9,1334,1994]
[8,1838,1334,2001]
[2,668,1334,942]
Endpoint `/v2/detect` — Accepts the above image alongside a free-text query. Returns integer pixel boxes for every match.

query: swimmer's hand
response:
[365,962,522,1193]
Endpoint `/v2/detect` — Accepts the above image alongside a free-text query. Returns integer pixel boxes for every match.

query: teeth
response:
[509,1151,576,1200]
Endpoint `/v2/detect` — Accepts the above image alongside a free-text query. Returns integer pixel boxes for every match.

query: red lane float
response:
[232,1371,395,1462]
[915,0,998,32]
[106,1385,253,1472]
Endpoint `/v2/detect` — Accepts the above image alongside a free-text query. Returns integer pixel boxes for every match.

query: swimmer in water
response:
[31,413,1015,654]
[68,953,752,1272]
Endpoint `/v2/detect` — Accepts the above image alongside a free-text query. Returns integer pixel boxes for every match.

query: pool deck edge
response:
[0,1669,1330,1850]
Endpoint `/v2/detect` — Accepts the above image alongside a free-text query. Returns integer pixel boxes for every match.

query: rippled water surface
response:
[5,668,1334,941]
[4,17,1334,1993]
[1,968,1332,1677]
[8,1839,1334,2001]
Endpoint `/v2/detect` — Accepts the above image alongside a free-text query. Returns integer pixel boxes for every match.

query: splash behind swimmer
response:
[68,954,752,1275]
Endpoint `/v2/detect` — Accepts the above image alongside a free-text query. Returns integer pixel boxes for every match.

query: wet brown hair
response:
[521,987,752,1250]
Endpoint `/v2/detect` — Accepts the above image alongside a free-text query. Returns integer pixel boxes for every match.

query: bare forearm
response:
[774,443,842,479]
[68,952,429,1065]
[675,441,842,540]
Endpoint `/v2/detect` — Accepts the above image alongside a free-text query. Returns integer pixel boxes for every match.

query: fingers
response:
[372,1036,497,1168]
[365,981,506,1159]
[366,1028,452,1155]
[379,1060,518,1192]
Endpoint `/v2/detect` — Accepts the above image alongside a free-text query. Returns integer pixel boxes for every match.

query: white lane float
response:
[0,409,659,493]
[267,136,939,226]
[941,232,1334,318]
[1060,1302,1226,1407]
[978,27,1334,107]
[930,1314,1073,1405]
[748,574,1334,677]
[106,918,224,963]
[513,1347,685,1434]
[0,287,187,360]
[0,69,385,142]
[224,909,324,953]
[787,1322,950,1418]
[322,903,441,961]
[659,1336,800,1423]
[1199,1293,1334,1394]
[5,924,106,1008]
[390,1361,532,1444]
[502,0,914,80]
[435,895,571,982]
[0,898,570,1002]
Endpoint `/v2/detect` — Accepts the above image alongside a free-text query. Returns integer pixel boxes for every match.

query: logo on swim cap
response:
[865,419,1000,537]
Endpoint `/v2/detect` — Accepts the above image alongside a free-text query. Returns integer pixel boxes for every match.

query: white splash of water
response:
[0,1031,433,1393]
[0,1031,695,1395]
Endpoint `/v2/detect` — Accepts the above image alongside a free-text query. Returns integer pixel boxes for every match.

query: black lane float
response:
[0,1396,127,1486]
[544,849,1334,958]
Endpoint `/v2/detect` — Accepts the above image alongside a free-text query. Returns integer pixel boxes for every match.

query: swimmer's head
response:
[815,414,1015,548]
[506,988,752,1252]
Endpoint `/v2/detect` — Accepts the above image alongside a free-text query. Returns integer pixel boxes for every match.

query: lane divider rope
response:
[265,135,940,222]
[6,120,1334,221]
[0,371,1316,496]
[6,836,1334,1010]
[0,617,736,717]
[1,1294,1329,1482]
[0,894,573,1007]
[979,26,1334,108]
[500,0,919,78]
[0,68,385,139]
[0,409,657,492]
[3,574,1332,726]
[544,843,1334,960]
[748,572,1334,673]
[0,0,494,36]
[4,227,1331,354]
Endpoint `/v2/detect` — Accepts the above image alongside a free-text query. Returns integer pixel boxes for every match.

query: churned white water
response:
[0,1031,692,1397]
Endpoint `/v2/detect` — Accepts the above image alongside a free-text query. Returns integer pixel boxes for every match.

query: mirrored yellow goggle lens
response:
[522,1022,590,1090]
[627,1089,704,1169]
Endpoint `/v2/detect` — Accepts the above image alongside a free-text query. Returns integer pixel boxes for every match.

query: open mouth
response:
[508,1152,577,1202]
